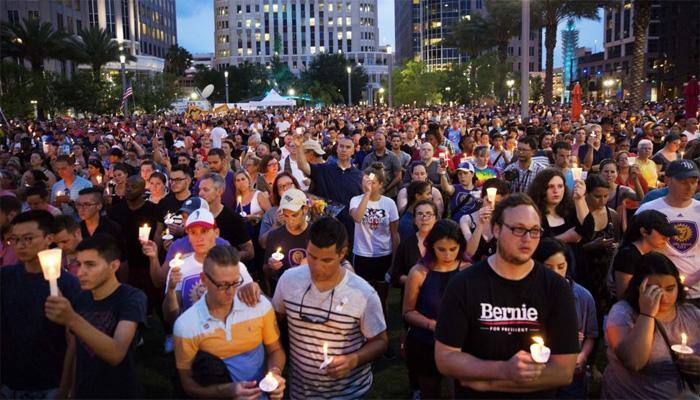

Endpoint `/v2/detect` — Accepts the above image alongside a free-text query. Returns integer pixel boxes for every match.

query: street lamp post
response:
[347,66,352,106]
[520,0,530,120]
[119,54,128,116]
[506,79,515,102]
[224,70,230,104]
[30,100,38,119]
[386,45,393,108]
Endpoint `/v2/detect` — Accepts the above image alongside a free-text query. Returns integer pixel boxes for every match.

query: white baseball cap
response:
[185,208,217,230]
[279,188,307,212]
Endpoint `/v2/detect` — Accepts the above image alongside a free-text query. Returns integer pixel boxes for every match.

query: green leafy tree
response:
[482,0,521,101]
[131,73,180,113]
[269,56,297,92]
[67,26,133,82]
[300,54,368,104]
[164,45,193,76]
[0,61,34,118]
[447,13,492,96]
[393,60,442,106]
[628,0,651,110]
[532,0,600,105]
[228,61,272,101]
[0,18,69,72]
[530,75,545,102]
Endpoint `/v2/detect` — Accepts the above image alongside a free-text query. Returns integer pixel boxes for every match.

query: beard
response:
[497,244,532,266]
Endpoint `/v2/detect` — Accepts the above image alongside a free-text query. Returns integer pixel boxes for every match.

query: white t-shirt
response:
[682,130,698,143]
[349,195,399,257]
[210,126,228,149]
[165,253,253,311]
[276,120,290,134]
[636,198,700,298]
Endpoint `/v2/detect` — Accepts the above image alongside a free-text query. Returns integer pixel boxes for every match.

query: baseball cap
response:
[178,196,210,215]
[108,147,124,158]
[174,140,185,148]
[663,132,680,143]
[666,159,700,180]
[279,188,307,212]
[302,140,326,155]
[633,210,678,237]
[456,161,475,173]
[185,208,216,230]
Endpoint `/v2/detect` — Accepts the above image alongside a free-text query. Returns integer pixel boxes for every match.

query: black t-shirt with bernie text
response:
[435,259,579,399]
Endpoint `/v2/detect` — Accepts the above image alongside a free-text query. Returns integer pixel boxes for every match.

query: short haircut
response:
[10,210,55,236]
[112,163,130,175]
[78,187,104,206]
[533,237,570,267]
[75,234,122,263]
[0,195,22,216]
[54,154,73,165]
[201,172,225,190]
[309,217,348,254]
[207,148,226,159]
[203,245,241,272]
[140,159,156,169]
[551,141,572,154]
[490,193,541,230]
[23,184,50,200]
[149,171,167,184]
[52,214,80,234]
[638,139,653,148]
[518,136,538,150]
[171,164,193,178]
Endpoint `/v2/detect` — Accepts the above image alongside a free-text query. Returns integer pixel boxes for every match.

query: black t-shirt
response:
[215,206,251,248]
[435,260,579,399]
[611,243,642,276]
[0,264,81,390]
[74,284,147,399]
[108,201,162,302]
[81,216,127,261]
[264,225,310,284]
[159,192,190,216]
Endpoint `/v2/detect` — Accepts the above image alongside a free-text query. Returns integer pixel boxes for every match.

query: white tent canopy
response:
[250,89,296,107]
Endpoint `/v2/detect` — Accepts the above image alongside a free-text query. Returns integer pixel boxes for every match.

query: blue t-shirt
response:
[577,143,613,167]
[1,264,80,390]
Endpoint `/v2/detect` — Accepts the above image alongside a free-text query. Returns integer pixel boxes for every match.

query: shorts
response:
[353,254,392,282]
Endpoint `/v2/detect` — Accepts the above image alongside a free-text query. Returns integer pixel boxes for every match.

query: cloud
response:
[176,0,214,53]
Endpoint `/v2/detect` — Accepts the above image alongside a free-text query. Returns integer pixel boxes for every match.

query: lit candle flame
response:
[680,274,686,284]
[532,336,544,346]
[276,247,282,253]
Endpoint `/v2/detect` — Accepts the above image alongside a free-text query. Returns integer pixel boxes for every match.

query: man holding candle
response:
[263,188,310,294]
[434,193,580,398]
[1,210,80,398]
[272,217,388,399]
[44,235,147,399]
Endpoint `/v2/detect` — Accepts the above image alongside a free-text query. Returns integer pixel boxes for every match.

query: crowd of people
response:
[0,100,699,399]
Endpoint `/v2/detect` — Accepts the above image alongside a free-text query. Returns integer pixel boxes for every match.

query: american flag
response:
[120,82,133,110]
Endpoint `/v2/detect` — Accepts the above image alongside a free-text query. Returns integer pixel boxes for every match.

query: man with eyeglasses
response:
[161,208,253,326]
[272,217,388,399]
[503,136,546,193]
[435,193,579,398]
[160,165,193,238]
[263,188,310,294]
[1,210,80,399]
[174,245,286,399]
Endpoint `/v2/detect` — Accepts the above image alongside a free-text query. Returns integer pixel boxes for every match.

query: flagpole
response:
[119,54,129,117]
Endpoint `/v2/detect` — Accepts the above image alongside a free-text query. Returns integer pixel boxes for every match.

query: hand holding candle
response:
[162,228,173,241]
[672,332,694,355]
[271,247,284,262]
[530,336,551,363]
[486,187,498,207]
[571,163,583,181]
[258,371,279,392]
[319,342,334,369]
[138,223,151,242]
[169,253,184,269]
[38,248,62,296]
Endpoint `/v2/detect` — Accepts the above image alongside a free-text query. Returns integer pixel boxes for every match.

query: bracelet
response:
[269,366,282,375]
[639,312,655,319]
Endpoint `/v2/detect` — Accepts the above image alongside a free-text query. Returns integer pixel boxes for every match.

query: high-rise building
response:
[393,0,542,73]
[0,0,177,74]
[213,0,389,96]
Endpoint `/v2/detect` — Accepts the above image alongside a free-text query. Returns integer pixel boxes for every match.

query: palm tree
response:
[628,0,652,110]
[164,45,192,76]
[533,0,600,105]
[0,17,69,72]
[447,13,492,96]
[482,0,521,101]
[67,26,132,82]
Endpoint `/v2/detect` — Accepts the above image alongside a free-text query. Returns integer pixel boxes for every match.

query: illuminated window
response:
[310,17,315,26]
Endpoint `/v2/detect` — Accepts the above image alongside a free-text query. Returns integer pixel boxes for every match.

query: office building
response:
[213,0,389,95]
[0,0,177,74]
[393,0,542,73]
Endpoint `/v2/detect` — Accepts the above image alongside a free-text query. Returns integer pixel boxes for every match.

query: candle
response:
[138,224,151,242]
[38,248,62,296]
[368,173,376,182]
[169,253,184,269]
[486,187,498,207]
[571,163,582,181]
[319,341,334,369]
[530,336,551,363]
[96,175,102,184]
[164,212,175,225]
[258,371,279,392]
[162,228,173,241]
[56,190,64,198]
[271,247,284,261]
[671,332,694,355]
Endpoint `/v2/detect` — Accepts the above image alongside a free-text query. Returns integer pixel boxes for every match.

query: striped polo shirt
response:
[272,265,386,399]
[173,294,279,384]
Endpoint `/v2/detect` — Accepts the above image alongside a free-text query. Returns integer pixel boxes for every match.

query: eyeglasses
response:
[415,211,436,219]
[6,235,42,246]
[170,177,189,183]
[502,223,543,238]
[299,284,335,324]
[203,271,244,291]
[75,202,98,209]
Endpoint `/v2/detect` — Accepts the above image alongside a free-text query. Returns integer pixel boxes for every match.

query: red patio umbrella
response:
[571,82,582,121]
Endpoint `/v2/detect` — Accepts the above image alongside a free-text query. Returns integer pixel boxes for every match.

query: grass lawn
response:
[135,288,411,399]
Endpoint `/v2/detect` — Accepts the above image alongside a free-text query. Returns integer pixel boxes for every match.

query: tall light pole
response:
[520,0,530,120]
[347,66,352,106]
[386,45,393,108]
[224,70,230,104]
[506,79,515,102]
[119,54,128,116]
[30,100,38,119]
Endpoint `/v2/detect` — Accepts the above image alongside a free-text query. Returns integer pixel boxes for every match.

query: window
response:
[7,10,19,24]
[76,19,82,32]
[105,0,115,37]
[67,16,73,33]
[122,0,130,40]
[28,10,40,21]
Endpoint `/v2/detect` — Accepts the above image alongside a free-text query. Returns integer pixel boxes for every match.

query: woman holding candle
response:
[234,170,271,228]
[527,168,590,243]
[459,179,510,261]
[403,219,466,398]
[396,162,445,217]
[602,252,700,399]
[86,159,105,187]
